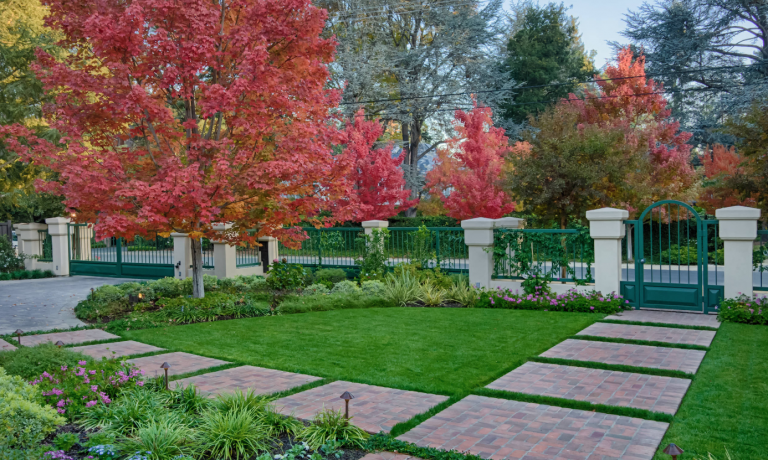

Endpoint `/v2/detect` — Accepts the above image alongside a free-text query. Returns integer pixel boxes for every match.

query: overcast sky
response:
[504,0,648,68]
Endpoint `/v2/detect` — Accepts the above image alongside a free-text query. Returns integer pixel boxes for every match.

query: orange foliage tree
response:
[699,144,756,213]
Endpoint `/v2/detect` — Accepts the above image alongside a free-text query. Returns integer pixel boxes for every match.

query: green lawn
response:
[653,322,768,460]
[122,308,600,394]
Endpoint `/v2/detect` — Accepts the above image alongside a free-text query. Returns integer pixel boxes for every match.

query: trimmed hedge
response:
[0,269,55,281]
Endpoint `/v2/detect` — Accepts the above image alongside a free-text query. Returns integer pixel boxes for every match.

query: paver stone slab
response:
[173,365,321,397]
[127,352,229,378]
[71,341,164,360]
[577,323,716,347]
[603,310,719,328]
[19,329,119,346]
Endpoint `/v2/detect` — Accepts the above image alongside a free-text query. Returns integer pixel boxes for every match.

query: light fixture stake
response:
[160,362,171,390]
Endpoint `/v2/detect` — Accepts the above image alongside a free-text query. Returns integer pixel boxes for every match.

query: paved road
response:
[0,276,135,335]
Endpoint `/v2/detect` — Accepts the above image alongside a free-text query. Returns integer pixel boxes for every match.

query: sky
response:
[507,0,648,69]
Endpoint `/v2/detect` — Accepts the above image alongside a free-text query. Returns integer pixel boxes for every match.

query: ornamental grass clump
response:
[476,288,626,314]
[718,294,768,325]
[194,406,270,460]
[299,408,368,449]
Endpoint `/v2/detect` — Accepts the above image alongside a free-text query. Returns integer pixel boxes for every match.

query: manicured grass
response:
[122,308,601,395]
[653,323,768,460]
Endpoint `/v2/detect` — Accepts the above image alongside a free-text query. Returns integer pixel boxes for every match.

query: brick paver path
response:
[273,381,448,434]
[603,310,719,328]
[127,352,229,378]
[577,323,716,347]
[360,453,424,460]
[0,338,16,351]
[71,341,164,360]
[541,339,706,374]
[173,365,321,397]
[398,395,668,460]
[487,362,691,415]
[19,329,119,347]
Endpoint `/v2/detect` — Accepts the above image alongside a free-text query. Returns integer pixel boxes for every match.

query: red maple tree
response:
[699,144,757,213]
[341,110,417,221]
[426,105,515,220]
[0,0,354,297]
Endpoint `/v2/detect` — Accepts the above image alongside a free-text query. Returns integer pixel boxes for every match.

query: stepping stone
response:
[127,352,229,378]
[70,341,164,360]
[18,329,119,347]
[397,395,668,460]
[540,339,706,374]
[604,310,720,328]
[173,365,321,397]
[0,338,16,351]
[273,381,448,434]
[578,322,716,347]
[486,361,691,415]
[360,454,423,460]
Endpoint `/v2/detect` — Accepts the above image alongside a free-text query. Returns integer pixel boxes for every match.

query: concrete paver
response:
[0,276,137,334]
[70,340,164,360]
[0,338,16,351]
[578,322,716,347]
[127,352,229,378]
[487,361,691,415]
[19,329,119,347]
[603,310,720,328]
[173,365,320,397]
[397,395,668,460]
[360,454,424,460]
[273,380,448,434]
[540,339,707,374]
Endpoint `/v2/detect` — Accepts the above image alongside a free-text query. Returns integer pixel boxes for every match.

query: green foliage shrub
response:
[0,269,55,281]
[299,408,368,449]
[361,280,386,297]
[393,264,452,289]
[0,235,25,273]
[218,275,266,293]
[475,288,626,314]
[117,282,155,300]
[53,432,80,451]
[0,343,90,381]
[92,285,126,303]
[278,293,395,314]
[74,298,130,322]
[0,368,65,448]
[418,282,447,307]
[150,277,186,298]
[312,268,348,289]
[718,294,768,325]
[119,417,195,459]
[354,228,390,281]
[304,283,330,295]
[266,261,307,292]
[330,280,361,295]
[382,270,421,306]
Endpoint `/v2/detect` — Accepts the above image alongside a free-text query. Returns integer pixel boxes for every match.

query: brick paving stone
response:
[127,352,229,378]
[486,362,691,415]
[577,323,716,347]
[603,310,720,328]
[173,365,321,397]
[273,381,448,434]
[397,395,668,460]
[0,338,17,351]
[360,453,424,460]
[19,329,119,346]
[540,339,706,374]
[70,341,164,360]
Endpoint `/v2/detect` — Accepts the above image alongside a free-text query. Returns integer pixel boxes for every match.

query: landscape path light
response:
[340,391,354,421]
[14,329,22,345]
[160,362,171,390]
[55,340,64,348]
[663,443,684,460]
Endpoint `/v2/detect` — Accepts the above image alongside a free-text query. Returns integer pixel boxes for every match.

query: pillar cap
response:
[212,223,234,231]
[361,220,389,228]
[13,223,47,230]
[494,217,525,229]
[586,208,629,221]
[461,218,496,230]
[715,206,761,220]
[44,217,72,225]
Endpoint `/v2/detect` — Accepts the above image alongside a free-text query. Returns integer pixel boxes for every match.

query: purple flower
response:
[57,408,65,414]
[85,400,97,408]
[590,306,594,311]
[78,360,87,366]
[56,399,66,407]
[91,385,99,392]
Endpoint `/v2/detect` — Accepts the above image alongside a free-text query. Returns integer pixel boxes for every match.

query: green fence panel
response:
[38,229,53,262]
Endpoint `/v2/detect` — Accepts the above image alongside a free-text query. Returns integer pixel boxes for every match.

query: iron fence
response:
[754,229,768,291]
[37,229,52,262]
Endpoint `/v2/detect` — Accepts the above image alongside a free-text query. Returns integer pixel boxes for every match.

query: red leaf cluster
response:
[699,144,756,212]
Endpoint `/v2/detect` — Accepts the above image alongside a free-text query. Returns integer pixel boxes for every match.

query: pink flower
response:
[60,366,67,372]
[85,400,97,407]
[89,370,96,375]
[91,385,98,392]
[78,360,87,365]
[56,399,66,407]
[137,380,145,386]
[590,306,594,311]
[57,408,65,414]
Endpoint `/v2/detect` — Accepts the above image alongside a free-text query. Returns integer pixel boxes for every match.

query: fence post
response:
[716,206,761,299]
[45,217,71,276]
[171,233,191,279]
[462,218,495,289]
[362,220,388,264]
[586,208,628,295]
[13,223,46,270]
[212,223,235,279]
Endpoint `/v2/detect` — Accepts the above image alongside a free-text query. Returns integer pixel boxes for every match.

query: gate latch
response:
[639,259,645,264]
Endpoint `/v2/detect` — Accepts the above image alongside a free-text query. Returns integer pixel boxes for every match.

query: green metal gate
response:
[620,200,723,313]
[68,223,175,279]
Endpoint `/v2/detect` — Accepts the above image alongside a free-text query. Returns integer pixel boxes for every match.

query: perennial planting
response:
[476,286,627,314]
[718,294,768,325]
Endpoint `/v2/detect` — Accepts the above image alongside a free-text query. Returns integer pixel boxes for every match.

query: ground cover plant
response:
[717,293,768,325]
[476,286,627,314]
[0,268,56,280]
[121,308,602,394]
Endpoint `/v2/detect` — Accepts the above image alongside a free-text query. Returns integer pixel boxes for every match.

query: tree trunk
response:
[401,119,422,217]
[190,238,205,298]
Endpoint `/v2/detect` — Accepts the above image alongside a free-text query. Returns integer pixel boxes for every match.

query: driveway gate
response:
[620,200,723,313]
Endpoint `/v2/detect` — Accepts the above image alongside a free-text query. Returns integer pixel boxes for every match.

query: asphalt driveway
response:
[0,276,136,335]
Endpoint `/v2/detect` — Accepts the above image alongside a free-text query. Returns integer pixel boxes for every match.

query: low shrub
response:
[312,268,348,289]
[116,282,155,301]
[195,407,270,460]
[150,277,186,298]
[299,408,368,449]
[92,285,128,303]
[278,293,396,314]
[0,269,55,281]
[0,368,65,449]
[53,432,80,451]
[78,386,167,435]
[119,417,195,460]
[330,280,361,295]
[0,343,91,381]
[718,294,768,325]
[75,299,131,322]
[266,260,307,292]
[393,264,453,290]
[303,283,330,295]
[0,235,25,273]
[361,280,386,297]
[382,270,421,307]
[447,278,478,307]
[476,288,627,314]
[218,275,267,293]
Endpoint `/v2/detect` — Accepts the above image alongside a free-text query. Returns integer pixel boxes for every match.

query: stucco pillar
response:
[13,223,46,270]
[257,236,278,271]
[171,233,191,279]
[212,223,235,279]
[362,220,389,236]
[45,217,71,276]
[462,218,496,289]
[586,208,628,296]
[716,206,761,299]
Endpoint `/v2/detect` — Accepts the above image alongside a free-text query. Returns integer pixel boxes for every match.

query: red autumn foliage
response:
[699,144,756,212]
[341,110,417,221]
[426,104,515,220]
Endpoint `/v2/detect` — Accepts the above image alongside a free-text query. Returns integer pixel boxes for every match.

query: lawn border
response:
[572,334,710,351]
[530,356,695,379]
[598,319,718,331]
